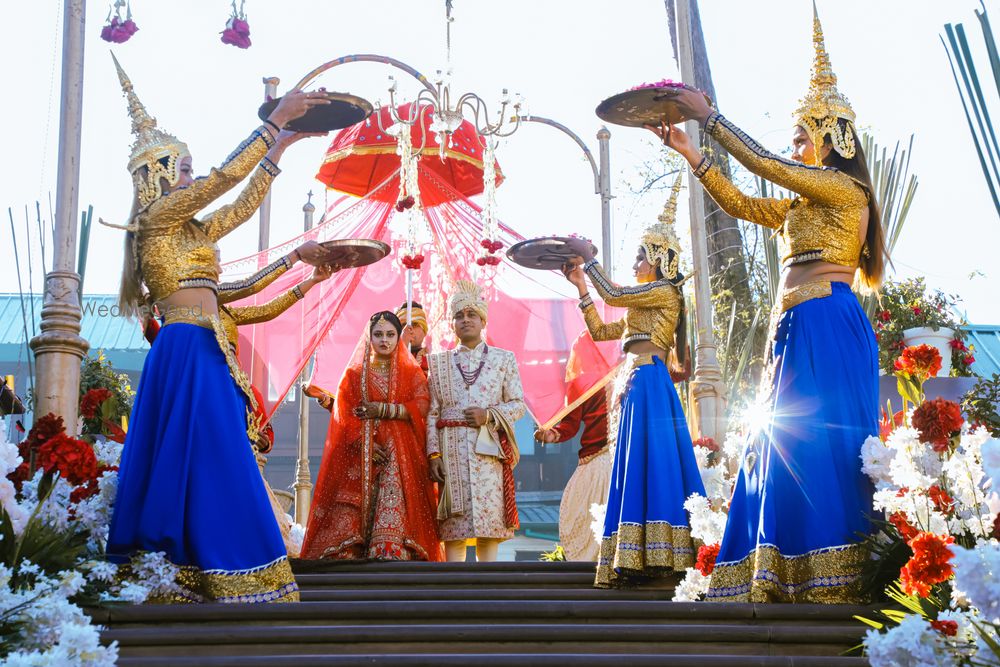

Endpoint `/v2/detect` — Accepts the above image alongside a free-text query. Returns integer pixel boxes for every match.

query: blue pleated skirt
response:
[107,322,298,603]
[707,283,877,603]
[595,356,706,588]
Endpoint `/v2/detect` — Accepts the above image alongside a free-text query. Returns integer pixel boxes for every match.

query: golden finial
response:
[793,2,856,159]
[642,172,683,280]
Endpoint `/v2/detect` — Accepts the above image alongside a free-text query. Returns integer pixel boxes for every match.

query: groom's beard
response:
[410,345,422,355]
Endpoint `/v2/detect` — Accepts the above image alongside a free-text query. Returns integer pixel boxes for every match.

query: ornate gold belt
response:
[779,280,833,314]
[625,352,661,369]
[162,312,215,331]
[766,280,833,344]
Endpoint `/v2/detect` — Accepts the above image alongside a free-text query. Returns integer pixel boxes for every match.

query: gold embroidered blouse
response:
[217,256,293,305]
[137,126,281,303]
[695,112,869,269]
[579,260,681,353]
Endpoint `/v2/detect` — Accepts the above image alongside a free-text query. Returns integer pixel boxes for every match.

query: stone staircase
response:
[93,560,871,666]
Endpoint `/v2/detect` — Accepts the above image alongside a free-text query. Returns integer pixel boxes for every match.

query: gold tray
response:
[595,85,713,128]
[258,91,373,132]
[318,239,390,268]
[506,236,598,271]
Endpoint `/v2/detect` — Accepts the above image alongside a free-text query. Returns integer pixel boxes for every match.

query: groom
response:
[426,280,525,562]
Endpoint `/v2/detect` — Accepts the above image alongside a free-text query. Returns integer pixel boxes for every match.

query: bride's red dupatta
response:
[301,335,443,561]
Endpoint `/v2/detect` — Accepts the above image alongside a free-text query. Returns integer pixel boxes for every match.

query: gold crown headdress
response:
[793,2,856,160]
[448,280,488,323]
[112,53,190,208]
[641,172,684,281]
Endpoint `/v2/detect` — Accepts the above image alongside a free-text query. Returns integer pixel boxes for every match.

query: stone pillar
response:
[30,0,90,430]
[676,0,726,441]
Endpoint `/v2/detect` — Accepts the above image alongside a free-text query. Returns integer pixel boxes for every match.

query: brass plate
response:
[506,237,598,271]
[258,91,374,132]
[595,85,713,128]
[318,239,391,268]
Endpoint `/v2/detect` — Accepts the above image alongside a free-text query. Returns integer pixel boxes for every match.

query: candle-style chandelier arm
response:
[456,92,521,138]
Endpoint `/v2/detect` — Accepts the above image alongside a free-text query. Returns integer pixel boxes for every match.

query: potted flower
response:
[872,278,975,377]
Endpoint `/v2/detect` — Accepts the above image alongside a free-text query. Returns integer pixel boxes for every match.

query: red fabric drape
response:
[220,162,624,428]
[300,338,443,561]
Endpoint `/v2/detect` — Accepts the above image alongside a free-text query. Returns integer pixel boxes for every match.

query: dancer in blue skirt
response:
[654,7,885,603]
[103,56,330,603]
[564,175,706,588]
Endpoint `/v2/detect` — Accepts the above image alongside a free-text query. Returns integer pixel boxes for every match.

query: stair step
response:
[115,653,867,666]
[292,571,599,588]
[297,587,671,601]
[104,621,864,653]
[291,560,597,574]
[91,600,875,626]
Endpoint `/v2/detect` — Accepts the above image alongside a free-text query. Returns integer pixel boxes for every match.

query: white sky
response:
[2,0,998,323]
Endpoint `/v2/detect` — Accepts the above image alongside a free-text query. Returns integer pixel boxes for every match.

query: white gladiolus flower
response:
[860,434,895,484]
[952,542,1000,623]
[672,568,710,602]
[864,613,952,666]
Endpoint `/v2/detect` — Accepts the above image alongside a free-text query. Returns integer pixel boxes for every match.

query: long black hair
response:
[820,120,887,292]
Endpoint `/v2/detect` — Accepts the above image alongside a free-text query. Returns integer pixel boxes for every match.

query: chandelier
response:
[375,0,522,159]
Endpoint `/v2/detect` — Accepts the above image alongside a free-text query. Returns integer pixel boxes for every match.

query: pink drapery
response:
[220,163,621,426]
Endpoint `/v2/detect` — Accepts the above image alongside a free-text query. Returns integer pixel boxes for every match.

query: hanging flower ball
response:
[479,239,504,254]
[221,2,252,49]
[401,254,425,270]
[395,195,416,213]
[100,1,138,44]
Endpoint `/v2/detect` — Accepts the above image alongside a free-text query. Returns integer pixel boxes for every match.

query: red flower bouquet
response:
[899,532,954,598]
[911,398,964,453]
[36,433,99,487]
[695,543,720,576]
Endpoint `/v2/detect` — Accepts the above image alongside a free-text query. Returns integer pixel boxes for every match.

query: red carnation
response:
[992,513,1000,540]
[895,345,942,381]
[949,338,965,351]
[889,512,919,542]
[964,355,975,366]
[913,306,923,316]
[36,433,99,487]
[80,387,113,419]
[878,310,891,322]
[6,462,31,493]
[927,485,955,515]
[911,398,964,453]
[23,413,66,454]
[899,532,954,598]
[395,195,416,212]
[695,543,720,576]
[693,437,720,453]
[929,620,958,637]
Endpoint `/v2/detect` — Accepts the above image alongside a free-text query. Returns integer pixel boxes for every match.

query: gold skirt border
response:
[706,542,868,604]
[594,520,694,588]
[128,554,300,604]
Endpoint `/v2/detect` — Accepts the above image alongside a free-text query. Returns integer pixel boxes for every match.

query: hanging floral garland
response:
[221,0,252,49]
[100,0,138,44]
[477,138,502,266]
[389,115,427,271]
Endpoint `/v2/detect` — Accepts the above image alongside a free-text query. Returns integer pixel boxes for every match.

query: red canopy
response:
[316,103,504,206]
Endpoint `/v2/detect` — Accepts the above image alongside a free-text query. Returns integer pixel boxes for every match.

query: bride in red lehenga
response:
[301,311,444,561]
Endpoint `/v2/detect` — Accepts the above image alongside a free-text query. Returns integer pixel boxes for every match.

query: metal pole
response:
[597,126,613,279]
[516,115,613,277]
[676,0,725,442]
[258,77,280,254]
[293,192,316,526]
[30,0,90,431]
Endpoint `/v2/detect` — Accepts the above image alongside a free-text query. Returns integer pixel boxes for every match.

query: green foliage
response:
[858,520,915,602]
[962,373,1000,436]
[873,278,975,377]
[79,350,134,438]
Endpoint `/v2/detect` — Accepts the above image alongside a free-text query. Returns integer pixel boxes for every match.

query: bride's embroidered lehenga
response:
[301,334,443,561]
